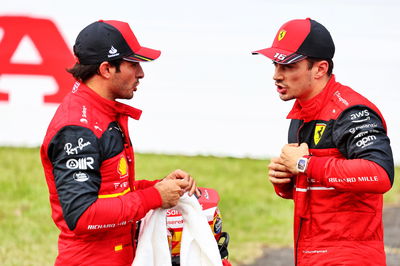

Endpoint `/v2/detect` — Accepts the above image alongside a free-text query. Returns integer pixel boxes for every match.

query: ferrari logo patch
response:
[278,30,286,41]
[314,123,326,145]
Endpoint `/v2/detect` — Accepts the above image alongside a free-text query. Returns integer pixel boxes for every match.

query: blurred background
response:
[1,0,399,162]
[1,0,400,265]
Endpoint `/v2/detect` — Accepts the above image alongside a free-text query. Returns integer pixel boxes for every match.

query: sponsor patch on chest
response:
[314,123,326,145]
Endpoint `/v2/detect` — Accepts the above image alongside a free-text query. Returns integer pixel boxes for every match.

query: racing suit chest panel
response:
[288,119,338,150]
[97,121,132,198]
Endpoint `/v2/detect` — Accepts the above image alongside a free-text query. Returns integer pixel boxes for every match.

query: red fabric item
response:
[274,75,392,265]
[41,82,162,265]
[308,156,391,193]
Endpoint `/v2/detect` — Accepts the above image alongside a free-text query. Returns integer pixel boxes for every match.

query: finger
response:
[186,175,194,187]
[194,187,201,197]
[175,179,189,189]
[270,159,290,173]
[175,169,190,179]
[188,180,196,196]
[276,171,294,178]
[166,169,188,180]
[269,169,275,177]
[269,176,291,184]
[300,142,309,148]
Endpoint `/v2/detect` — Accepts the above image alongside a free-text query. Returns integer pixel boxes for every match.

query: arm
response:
[307,156,391,193]
[48,126,162,233]
[134,179,160,190]
[308,105,394,193]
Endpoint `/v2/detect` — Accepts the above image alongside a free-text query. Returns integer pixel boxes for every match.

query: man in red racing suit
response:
[41,20,197,265]
[253,18,394,265]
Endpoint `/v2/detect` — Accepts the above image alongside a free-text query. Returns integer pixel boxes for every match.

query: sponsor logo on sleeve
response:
[356,135,376,148]
[66,157,94,170]
[87,220,127,230]
[73,171,89,182]
[349,123,377,134]
[354,131,369,139]
[64,138,91,155]
[350,109,370,123]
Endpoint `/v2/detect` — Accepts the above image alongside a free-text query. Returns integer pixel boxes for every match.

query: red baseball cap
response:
[74,20,161,64]
[252,18,335,64]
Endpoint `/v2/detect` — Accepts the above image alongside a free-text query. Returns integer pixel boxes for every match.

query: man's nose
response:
[137,63,144,79]
[273,65,283,81]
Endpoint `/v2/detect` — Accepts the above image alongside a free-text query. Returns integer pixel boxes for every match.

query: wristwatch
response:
[296,155,311,173]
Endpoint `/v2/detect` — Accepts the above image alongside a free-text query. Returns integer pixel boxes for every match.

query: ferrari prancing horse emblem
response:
[314,123,326,145]
[278,30,286,41]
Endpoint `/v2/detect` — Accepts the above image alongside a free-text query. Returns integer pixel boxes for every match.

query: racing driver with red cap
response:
[253,18,394,265]
[41,20,198,265]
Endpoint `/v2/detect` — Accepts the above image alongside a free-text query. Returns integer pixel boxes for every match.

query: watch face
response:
[297,158,307,172]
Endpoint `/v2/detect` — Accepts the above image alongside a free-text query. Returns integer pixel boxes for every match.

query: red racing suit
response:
[274,75,394,265]
[41,82,162,266]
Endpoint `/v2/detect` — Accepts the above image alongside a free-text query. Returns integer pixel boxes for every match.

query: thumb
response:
[300,142,309,149]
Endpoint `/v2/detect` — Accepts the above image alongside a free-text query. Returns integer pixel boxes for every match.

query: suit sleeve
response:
[273,182,294,199]
[307,105,394,193]
[134,179,160,190]
[48,126,162,233]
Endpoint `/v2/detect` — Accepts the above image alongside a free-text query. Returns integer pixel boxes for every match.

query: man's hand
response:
[268,157,295,185]
[280,142,309,174]
[164,169,200,197]
[154,179,189,209]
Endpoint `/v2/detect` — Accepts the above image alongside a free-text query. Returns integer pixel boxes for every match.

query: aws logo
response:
[314,123,326,145]
[117,157,128,178]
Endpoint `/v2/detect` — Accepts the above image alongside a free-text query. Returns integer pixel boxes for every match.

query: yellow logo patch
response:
[118,157,128,177]
[314,123,326,145]
[278,30,286,41]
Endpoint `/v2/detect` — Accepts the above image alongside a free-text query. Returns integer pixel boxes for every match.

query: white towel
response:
[132,208,172,266]
[133,193,222,266]
[176,194,223,266]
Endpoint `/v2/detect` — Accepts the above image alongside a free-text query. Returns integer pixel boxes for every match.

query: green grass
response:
[0,147,399,265]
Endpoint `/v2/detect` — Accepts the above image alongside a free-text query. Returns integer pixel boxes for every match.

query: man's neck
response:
[85,77,115,101]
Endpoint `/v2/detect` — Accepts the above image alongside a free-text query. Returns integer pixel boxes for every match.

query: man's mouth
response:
[276,83,287,94]
[133,82,139,91]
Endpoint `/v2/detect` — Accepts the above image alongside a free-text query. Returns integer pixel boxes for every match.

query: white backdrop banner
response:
[1,1,399,164]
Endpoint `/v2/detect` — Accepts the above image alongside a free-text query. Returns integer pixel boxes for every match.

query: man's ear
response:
[98,61,113,79]
[314,60,329,79]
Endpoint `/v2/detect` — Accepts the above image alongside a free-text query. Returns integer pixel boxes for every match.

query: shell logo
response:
[118,157,128,177]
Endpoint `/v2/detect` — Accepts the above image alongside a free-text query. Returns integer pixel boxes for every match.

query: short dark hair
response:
[66,59,123,82]
[306,57,334,76]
